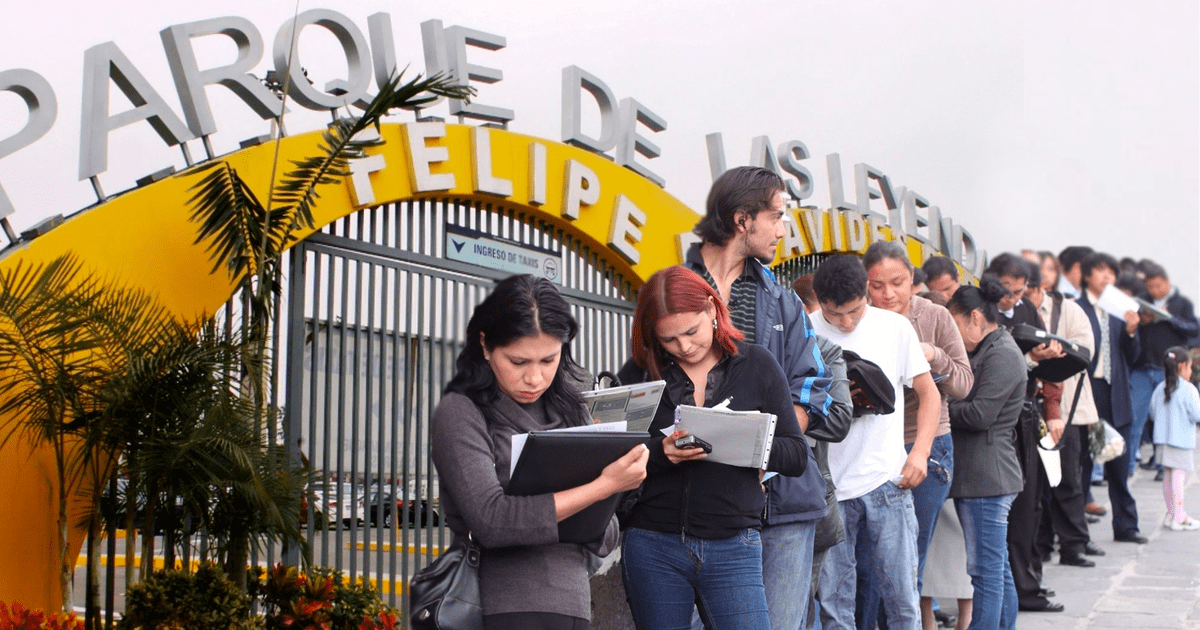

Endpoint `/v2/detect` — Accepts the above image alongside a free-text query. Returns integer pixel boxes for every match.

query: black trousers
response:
[1036,423,1091,558]
[1009,418,1048,607]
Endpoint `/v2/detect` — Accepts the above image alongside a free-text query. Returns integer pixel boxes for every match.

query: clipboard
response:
[671,405,778,469]
[1134,297,1172,323]
[580,380,665,431]
[507,431,649,543]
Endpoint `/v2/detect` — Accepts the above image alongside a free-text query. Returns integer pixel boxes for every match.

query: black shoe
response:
[1155,470,1165,481]
[1037,585,1056,598]
[1020,600,1065,613]
[1084,541,1106,556]
[1115,534,1149,544]
[1087,514,1101,524]
[932,610,956,628]
[1091,479,1107,487]
[1060,554,1096,567]
[1140,460,1158,470]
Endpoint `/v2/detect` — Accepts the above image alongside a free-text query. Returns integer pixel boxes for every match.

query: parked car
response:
[359,489,441,528]
[322,482,364,528]
[301,484,330,529]
[99,477,202,535]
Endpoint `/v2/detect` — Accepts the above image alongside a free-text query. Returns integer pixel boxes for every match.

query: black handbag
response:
[409,532,484,630]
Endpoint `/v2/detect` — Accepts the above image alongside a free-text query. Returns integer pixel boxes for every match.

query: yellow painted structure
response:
[0,124,702,611]
[0,122,929,611]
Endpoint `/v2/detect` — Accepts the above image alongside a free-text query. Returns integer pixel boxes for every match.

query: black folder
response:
[507,431,649,544]
[1009,323,1091,383]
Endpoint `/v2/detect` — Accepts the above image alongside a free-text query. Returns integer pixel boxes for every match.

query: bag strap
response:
[1065,374,1085,425]
[1039,374,1085,453]
[1050,293,1064,334]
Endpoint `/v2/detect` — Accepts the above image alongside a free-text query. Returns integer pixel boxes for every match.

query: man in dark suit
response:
[1075,252,1144,544]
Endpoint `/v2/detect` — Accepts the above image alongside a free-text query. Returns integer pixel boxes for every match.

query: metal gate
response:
[282,197,637,608]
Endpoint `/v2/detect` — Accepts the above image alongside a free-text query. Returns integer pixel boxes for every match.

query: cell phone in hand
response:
[674,435,712,454]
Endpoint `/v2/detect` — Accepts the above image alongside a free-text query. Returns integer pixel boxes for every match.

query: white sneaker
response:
[1169,517,1200,531]
[1164,514,1175,529]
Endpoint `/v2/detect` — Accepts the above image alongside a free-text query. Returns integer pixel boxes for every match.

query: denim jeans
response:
[622,527,771,630]
[856,434,954,630]
[955,494,1018,630]
[761,519,818,630]
[818,482,920,630]
[1128,366,1165,474]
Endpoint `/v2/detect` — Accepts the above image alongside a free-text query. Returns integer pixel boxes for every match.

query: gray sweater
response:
[431,391,618,619]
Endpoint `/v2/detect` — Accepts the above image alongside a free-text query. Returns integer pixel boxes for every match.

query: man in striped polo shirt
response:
[685,165,835,630]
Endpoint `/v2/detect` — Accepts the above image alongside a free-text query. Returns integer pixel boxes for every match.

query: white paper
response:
[510,421,629,477]
[1096,285,1139,320]
[1037,436,1062,487]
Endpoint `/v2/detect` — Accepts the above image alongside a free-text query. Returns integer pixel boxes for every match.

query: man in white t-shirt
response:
[811,254,941,630]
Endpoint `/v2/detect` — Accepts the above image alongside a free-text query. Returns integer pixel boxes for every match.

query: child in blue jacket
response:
[1150,346,1200,531]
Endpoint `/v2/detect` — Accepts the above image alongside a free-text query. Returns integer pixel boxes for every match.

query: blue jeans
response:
[819,482,920,630]
[955,494,1018,630]
[762,519,817,630]
[856,435,954,630]
[1128,366,1165,474]
[623,527,771,630]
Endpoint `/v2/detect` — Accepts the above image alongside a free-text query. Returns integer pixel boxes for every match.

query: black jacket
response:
[1135,290,1199,369]
[619,342,810,539]
[947,327,1027,499]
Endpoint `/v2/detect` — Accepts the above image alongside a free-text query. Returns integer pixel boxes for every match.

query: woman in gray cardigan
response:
[945,278,1028,630]
[431,275,648,630]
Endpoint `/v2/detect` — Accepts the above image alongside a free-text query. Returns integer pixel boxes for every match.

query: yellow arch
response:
[0,124,702,610]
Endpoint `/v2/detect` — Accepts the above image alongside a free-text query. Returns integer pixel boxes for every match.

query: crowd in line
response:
[426,165,1200,630]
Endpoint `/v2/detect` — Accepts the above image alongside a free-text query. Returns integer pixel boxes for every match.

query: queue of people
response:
[427,165,1200,630]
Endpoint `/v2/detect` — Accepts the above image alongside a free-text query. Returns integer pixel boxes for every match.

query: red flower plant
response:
[0,602,78,630]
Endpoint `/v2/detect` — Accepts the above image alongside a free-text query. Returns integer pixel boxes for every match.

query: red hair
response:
[631,266,744,380]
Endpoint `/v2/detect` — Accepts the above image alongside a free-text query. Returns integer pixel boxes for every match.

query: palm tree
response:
[185,68,473,588]
[0,255,111,614]
[0,254,314,629]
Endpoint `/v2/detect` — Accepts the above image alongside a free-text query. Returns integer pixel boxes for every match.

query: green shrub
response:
[118,563,260,630]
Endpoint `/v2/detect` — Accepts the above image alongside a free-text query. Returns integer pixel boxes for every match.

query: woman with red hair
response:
[617,266,811,630]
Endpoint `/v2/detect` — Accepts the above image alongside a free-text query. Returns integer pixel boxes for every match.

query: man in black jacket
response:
[1129,262,1200,474]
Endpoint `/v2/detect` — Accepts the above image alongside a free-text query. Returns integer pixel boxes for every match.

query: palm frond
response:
[187,162,280,279]
[0,255,109,450]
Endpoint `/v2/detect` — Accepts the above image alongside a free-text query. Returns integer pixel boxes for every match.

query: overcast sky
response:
[1,0,1197,297]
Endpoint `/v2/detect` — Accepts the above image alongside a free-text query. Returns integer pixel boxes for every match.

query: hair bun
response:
[977,276,1009,305]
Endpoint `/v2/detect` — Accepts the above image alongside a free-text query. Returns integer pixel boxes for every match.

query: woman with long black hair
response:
[944,278,1028,630]
[431,274,648,630]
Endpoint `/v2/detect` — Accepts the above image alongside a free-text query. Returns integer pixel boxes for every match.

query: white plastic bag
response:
[1091,421,1126,465]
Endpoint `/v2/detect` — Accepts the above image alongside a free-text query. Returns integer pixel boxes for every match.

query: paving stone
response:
[1094,594,1194,615]
[1088,613,1187,629]
[1122,575,1200,588]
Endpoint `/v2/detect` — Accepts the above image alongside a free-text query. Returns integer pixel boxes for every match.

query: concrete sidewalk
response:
[1017,452,1200,630]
